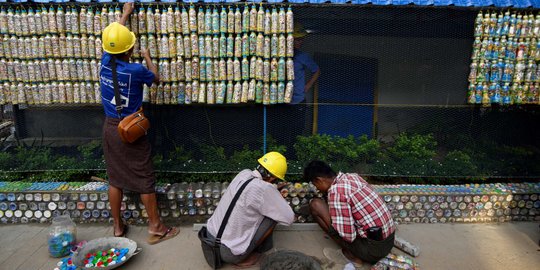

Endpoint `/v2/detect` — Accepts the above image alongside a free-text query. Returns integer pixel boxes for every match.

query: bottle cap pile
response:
[82,248,129,268]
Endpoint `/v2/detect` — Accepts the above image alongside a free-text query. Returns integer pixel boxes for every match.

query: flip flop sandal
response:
[147,227,179,245]
[114,223,129,237]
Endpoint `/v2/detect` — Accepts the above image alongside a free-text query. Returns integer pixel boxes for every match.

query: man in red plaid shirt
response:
[304,160,396,264]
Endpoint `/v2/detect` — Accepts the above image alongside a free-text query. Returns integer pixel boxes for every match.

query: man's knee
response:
[309,198,326,217]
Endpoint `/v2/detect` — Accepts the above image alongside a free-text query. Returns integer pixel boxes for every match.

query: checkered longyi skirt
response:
[102,117,156,194]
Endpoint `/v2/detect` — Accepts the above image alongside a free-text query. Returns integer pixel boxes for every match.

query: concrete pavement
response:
[0,222,538,270]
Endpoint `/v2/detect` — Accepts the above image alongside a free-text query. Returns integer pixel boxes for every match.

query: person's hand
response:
[123,2,135,16]
[276,182,288,191]
[141,48,151,59]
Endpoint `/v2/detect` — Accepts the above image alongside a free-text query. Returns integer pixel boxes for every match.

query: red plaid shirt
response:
[329,173,395,243]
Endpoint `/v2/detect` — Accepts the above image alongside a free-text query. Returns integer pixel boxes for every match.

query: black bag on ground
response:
[198,178,254,269]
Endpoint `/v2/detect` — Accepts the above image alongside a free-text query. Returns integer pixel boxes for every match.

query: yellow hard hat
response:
[102,22,136,54]
[258,152,287,180]
[293,24,308,38]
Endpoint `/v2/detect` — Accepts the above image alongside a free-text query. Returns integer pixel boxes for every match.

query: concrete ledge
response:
[192,223,323,231]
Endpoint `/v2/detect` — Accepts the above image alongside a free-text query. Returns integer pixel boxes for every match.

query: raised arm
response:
[119,2,134,26]
[141,49,160,83]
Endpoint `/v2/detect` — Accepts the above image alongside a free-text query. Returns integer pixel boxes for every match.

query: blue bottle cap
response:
[122,210,132,219]
[101,210,110,218]
[82,210,91,219]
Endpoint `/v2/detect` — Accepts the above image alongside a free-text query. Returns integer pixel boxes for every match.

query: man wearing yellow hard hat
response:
[203,152,294,268]
[100,2,178,245]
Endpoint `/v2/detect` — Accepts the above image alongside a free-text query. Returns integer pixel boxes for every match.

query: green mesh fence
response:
[0,4,539,182]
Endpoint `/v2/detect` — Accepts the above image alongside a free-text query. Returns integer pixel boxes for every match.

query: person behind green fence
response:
[292,24,321,104]
[100,2,179,245]
[278,23,321,147]
[205,152,295,268]
[304,160,396,265]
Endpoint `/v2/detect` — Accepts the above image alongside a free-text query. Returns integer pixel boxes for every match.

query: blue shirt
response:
[292,49,319,104]
[100,53,155,118]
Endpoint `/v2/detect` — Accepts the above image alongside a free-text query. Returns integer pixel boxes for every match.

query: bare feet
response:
[233,252,261,269]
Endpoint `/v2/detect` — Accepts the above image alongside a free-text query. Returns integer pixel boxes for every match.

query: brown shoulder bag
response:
[111,56,150,144]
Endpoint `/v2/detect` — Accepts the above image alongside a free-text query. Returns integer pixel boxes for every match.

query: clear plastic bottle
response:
[286,7,294,34]
[48,214,76,258]
[242,7,249,33]
[234,7,242,34]
[250,5,258,32]
[207,81,215,104]
[226,80,234,103]
[216,81,225,104]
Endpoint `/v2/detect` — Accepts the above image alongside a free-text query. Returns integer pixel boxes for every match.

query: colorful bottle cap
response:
[77,202,85,210]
